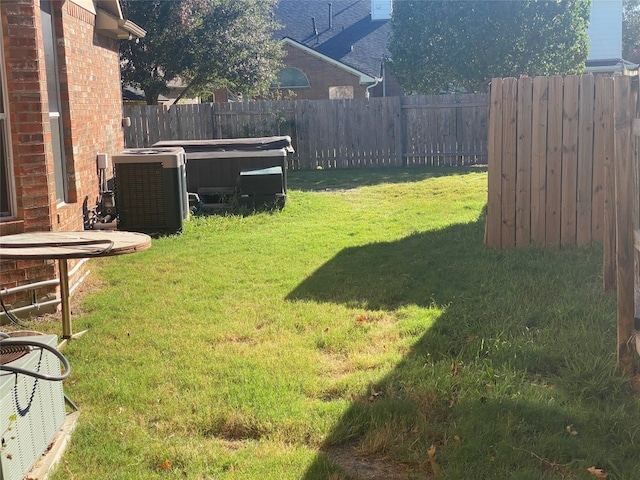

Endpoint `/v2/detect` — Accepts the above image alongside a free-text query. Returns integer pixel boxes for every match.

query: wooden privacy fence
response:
[485,74,612,249]
[123,94,488,169]
[485,73,640,374]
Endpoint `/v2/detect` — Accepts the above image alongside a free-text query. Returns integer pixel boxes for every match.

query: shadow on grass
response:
[288,165,487,192]
[287,217,629,479]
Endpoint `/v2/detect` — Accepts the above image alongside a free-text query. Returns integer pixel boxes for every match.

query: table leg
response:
[59,259,72,339]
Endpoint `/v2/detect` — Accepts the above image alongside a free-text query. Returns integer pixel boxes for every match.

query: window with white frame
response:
[41,0,67,203]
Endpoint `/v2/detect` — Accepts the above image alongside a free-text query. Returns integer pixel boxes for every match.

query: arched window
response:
[271,67,310,88]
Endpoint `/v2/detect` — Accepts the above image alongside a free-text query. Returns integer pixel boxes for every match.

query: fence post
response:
[613,75,635,375]
[596,77,616,292]
[395,95,404,166]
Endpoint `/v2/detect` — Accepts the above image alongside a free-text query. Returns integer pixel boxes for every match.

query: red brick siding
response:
[278,43,369,100]
[0,0,125,313]
[274,43,403,100]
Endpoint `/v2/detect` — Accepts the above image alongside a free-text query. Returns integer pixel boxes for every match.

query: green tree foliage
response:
[388,0,590,93]
[623,0,640,63]
[120,0,283,104]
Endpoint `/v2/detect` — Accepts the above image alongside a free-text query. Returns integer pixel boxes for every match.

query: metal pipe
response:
[0,259,88,297]
[91,220,118,230]
[1,279,58,296]
[0,299,61,319]
[0,259,90,322]
[69,269,91,296]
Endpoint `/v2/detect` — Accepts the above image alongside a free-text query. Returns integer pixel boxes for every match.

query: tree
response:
[623,0,640,63]
[388,0,590,94]
[119,0,283,105]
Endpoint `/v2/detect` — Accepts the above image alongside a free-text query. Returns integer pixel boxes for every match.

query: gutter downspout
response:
[365,77,381,99]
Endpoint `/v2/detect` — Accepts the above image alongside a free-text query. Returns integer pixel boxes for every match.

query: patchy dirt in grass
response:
[7,272,435,480]
[325,444,431,480]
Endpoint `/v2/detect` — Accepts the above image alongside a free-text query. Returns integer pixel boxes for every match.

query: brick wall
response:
[276,43,403,100]
[279,43,369,100]
[0,0,125,315]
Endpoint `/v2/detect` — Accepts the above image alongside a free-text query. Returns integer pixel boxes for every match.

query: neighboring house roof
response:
[274,0,390,80]
[281,37,377,84]
[122,85,168,103]
[585,58,639,74]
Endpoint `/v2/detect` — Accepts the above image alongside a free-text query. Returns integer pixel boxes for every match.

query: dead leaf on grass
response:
[157,459,172,470]
[427,445,441,477]
[587,466,607,478]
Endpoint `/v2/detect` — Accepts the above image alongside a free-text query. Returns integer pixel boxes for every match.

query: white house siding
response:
[587,0,622,60]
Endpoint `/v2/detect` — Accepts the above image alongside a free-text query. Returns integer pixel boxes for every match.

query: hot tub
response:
[153,136,293,208]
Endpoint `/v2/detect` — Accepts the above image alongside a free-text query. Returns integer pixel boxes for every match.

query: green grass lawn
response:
[27,166,639,479]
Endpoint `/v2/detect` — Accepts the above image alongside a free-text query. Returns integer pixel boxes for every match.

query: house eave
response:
[281,37,379,84]
[95,7,146,40]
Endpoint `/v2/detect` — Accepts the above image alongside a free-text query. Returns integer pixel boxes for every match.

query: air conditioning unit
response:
[1,334,67,480]
[112,147,188,234]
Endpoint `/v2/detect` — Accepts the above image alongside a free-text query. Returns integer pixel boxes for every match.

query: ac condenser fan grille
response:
[115,162,167,229]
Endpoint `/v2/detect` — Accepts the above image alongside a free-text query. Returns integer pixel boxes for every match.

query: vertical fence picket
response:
[530,76,548,245]
[561,75,580,246]
[544,77,564,247]
[577,74,595,245]
[516,76,533,246]
[486,78,503,248]
[501,78,518,247]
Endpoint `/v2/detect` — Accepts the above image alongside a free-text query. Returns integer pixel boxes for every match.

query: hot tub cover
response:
[153,136,293,153]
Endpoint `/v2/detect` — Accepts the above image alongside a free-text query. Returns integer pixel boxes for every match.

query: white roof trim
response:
[96,0,122,18]
[281,37,379,84]
[96,7,146,39]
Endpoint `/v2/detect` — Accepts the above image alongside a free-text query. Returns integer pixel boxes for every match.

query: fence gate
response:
[485,73,640,374]
[485,74,611,249]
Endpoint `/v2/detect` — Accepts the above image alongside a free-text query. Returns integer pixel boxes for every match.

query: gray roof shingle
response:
[275,0,390,79]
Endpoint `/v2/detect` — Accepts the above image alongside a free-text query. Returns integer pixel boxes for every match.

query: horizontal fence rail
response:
[123,94,488,170]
